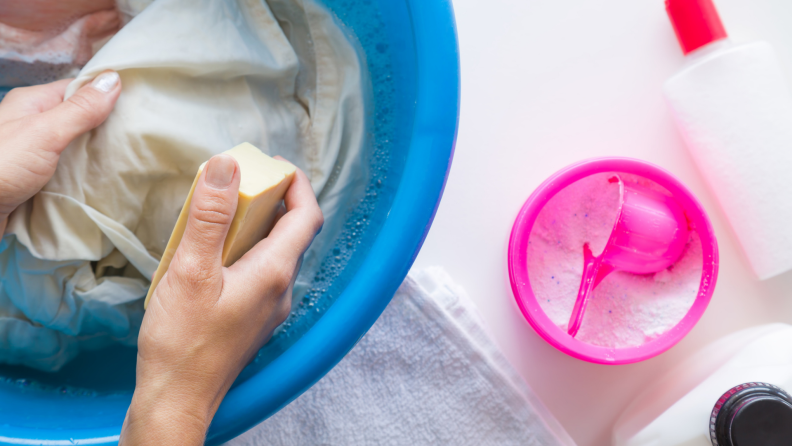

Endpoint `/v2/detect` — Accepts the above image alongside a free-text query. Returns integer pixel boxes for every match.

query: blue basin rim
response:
[0,0,458,443]
[206,0,460,443]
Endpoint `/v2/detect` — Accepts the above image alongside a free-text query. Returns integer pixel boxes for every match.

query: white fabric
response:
[116,0,157,24]
[664,41,792,280]
[226,267,576,446]
[0,0,365,370]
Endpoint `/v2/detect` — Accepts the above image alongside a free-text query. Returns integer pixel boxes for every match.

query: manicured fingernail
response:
[91,71,120,93]
[205,155,235,188]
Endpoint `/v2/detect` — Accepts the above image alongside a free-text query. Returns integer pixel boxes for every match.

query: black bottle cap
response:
[710,382,792,446]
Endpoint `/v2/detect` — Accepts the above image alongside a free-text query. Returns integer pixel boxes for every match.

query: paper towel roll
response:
[664,41,792,280]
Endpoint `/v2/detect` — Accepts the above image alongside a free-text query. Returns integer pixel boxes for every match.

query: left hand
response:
[0,71,121,234]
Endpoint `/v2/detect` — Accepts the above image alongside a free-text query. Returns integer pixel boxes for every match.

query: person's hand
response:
[120,155,323,445]
[0,71,121,235]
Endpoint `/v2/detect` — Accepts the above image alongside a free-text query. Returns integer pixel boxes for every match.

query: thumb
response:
[36,70,121,149]
[175,155,241,278]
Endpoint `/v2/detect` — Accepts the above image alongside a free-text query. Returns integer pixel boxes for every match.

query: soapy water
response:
[527,172,703,349]
[0,0,415,395]
[236,0,415,383]
[0,59,79,90]
[1,377,98,398]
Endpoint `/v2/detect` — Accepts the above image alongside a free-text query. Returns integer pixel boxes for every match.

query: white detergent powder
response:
[527,172,702,348]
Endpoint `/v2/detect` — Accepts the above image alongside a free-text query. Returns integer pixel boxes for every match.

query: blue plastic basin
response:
[0,0,458,443]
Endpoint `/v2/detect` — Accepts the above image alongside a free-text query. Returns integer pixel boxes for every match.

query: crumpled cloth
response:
[0,0,364,371]
[226,267,576,446]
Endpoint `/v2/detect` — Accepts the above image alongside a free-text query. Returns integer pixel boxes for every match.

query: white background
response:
[412,0,792,444]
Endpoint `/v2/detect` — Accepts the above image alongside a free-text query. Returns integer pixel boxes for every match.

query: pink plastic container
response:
[508,158,719,364]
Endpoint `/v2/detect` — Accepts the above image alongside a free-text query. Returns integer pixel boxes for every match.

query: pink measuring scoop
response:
[567,176,689,337]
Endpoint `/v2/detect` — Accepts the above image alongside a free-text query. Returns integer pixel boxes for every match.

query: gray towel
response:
[227,267,575,446]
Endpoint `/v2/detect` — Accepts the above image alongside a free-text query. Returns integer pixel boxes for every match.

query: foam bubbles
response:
[237,0,415,381]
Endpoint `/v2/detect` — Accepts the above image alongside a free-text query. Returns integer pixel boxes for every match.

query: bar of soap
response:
[144,142,297,308]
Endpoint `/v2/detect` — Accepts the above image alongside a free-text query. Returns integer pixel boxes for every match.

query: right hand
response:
[120,154,323,445]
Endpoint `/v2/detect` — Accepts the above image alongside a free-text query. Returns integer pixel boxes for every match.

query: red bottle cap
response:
[665,0,728,55]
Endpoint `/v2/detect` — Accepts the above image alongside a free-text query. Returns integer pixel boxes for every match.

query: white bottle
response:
[612,323,792,445]
[663,0,792,280]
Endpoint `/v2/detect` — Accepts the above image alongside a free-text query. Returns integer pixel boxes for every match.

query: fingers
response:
[0,79,72,124]
[275,168,325,256]
[173,155,240,284]
[34,70,122,150]
[228,166,323,297]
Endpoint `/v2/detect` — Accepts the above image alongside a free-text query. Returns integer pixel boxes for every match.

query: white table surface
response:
[411,0,792,444]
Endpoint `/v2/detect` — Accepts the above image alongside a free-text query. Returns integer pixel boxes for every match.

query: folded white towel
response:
[226,267,575,446]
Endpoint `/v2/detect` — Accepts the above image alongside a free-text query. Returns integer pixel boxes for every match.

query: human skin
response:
[0,72,123,233]
[0,74,323,444]
[0,0,116,32]
[121,158,322,444]
[0,0,122,66]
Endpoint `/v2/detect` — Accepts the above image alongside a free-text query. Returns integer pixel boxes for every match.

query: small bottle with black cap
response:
[709,382,792,446]
[613,324,792,445]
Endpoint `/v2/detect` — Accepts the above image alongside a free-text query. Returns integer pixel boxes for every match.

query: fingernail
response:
[91,71,120,93]
[205,155,235,188]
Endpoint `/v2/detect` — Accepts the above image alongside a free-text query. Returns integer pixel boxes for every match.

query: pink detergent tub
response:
[508,158,719,364]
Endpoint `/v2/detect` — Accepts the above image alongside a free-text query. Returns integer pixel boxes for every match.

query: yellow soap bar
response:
[144,143,297,308]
